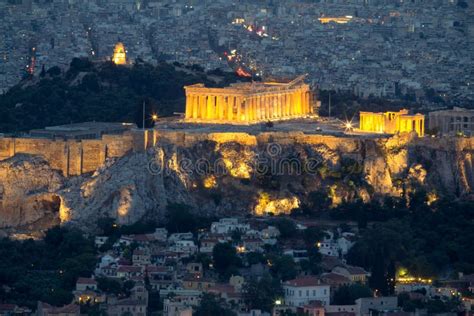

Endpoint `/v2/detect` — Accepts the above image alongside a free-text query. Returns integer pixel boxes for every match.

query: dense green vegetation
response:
[339,198,474,295]
[0,59,246,133]
[194,293,237,316]
[0,227,96,309]
[332,284,373,305]
[243,274,284,313]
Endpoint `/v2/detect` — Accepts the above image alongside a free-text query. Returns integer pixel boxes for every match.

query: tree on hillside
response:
[272,218,297,239]
[194,293,236,316]
[212,243,241,279]
[332,284,373,305]
[165,203,197,233]
[243,274,284,312]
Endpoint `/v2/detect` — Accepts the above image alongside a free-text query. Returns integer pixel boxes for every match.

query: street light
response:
[151,114,158,122]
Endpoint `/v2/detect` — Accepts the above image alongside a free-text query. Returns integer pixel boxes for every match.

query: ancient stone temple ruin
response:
[359,109,425,137]
[184,75,315,123]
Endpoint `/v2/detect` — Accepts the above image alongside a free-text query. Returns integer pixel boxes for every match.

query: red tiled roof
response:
[208,283,235,294]
[303,300,324,308]
[123,234,151,242]
[146,266,168,273]
[321,273,352,284]
[76,277,97,285]
[200,238,219,243]
[118,258,131,265]
[112,299,146,306]
[344,265,369,275]
[284,276,326,287]
[117,265,142,273]
[321,255,344,270]
[133,249,147,256]
[326,312,355,316]
[0,304,16,312]
[40,302,80,314]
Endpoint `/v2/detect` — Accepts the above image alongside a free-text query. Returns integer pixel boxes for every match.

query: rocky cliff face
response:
[0,155,63,235]
[0,133,472,235]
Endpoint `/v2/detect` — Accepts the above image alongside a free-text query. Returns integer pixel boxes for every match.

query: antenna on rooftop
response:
[142,101,145,131]
[329,91,332,118]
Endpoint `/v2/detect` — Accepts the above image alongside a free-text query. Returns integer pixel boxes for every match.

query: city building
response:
[163,298,194,316]
[36,302,80,316]
[359,109,425,137]
[354,297,398,316]
[283,276,330,307]
[332,266,371,284]
[428,107,474,136]
[184,75,316,124]
[210,218,250,234]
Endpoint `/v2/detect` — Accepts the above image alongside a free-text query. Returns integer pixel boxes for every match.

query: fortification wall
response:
[1,130,472,178]
[0,132,135,177]
[412,136,474,151]
[154,130,360,151]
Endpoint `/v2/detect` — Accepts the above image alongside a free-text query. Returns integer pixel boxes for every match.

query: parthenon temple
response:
[359,109,425,137]
[184,75,315,124]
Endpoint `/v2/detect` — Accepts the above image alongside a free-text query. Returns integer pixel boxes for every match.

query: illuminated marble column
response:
[262,96,267,119]
[248,97,254,121]
[302,91,307,114]
[266,96,271,118]
[253,97,258,121]
[300,91,306,114]
[276,95,281,118]
[256,96,262,120]
[268,96,273,118]
[185,94,193,119]
[301,91,307,114]
[305,91,310,114]
[227,96,234,121]
[294,91,300,115]
[288,92,294,116]
[207,95,215,120]
[271,95,278,118]
[214,95,222,120]
[236,96,242,121]
[282,94,288,117]
[281,94,286,117]
[263,96,269,119]
[192,94,199,119]
[306,91,314,114]
[244,98,249,121]
[294,92,300,115]
[221,96,226,119]
[222,96,228,120]
[199,95,207,119]
[277,95,282,118]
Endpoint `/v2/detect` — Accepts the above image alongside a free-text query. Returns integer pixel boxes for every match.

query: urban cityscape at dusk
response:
[0,1,473,316]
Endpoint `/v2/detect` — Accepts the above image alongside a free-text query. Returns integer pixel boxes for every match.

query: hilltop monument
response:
[359,109,425,137]
[184,75,316,124]
[112,42,127,65]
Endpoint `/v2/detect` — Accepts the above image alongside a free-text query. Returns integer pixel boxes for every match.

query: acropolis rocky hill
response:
[0,128,473,236]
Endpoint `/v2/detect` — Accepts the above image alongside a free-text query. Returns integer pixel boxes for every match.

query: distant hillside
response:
[0,59,247,133]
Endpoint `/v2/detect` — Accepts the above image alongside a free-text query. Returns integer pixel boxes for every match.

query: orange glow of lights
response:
[236,67,252,78]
